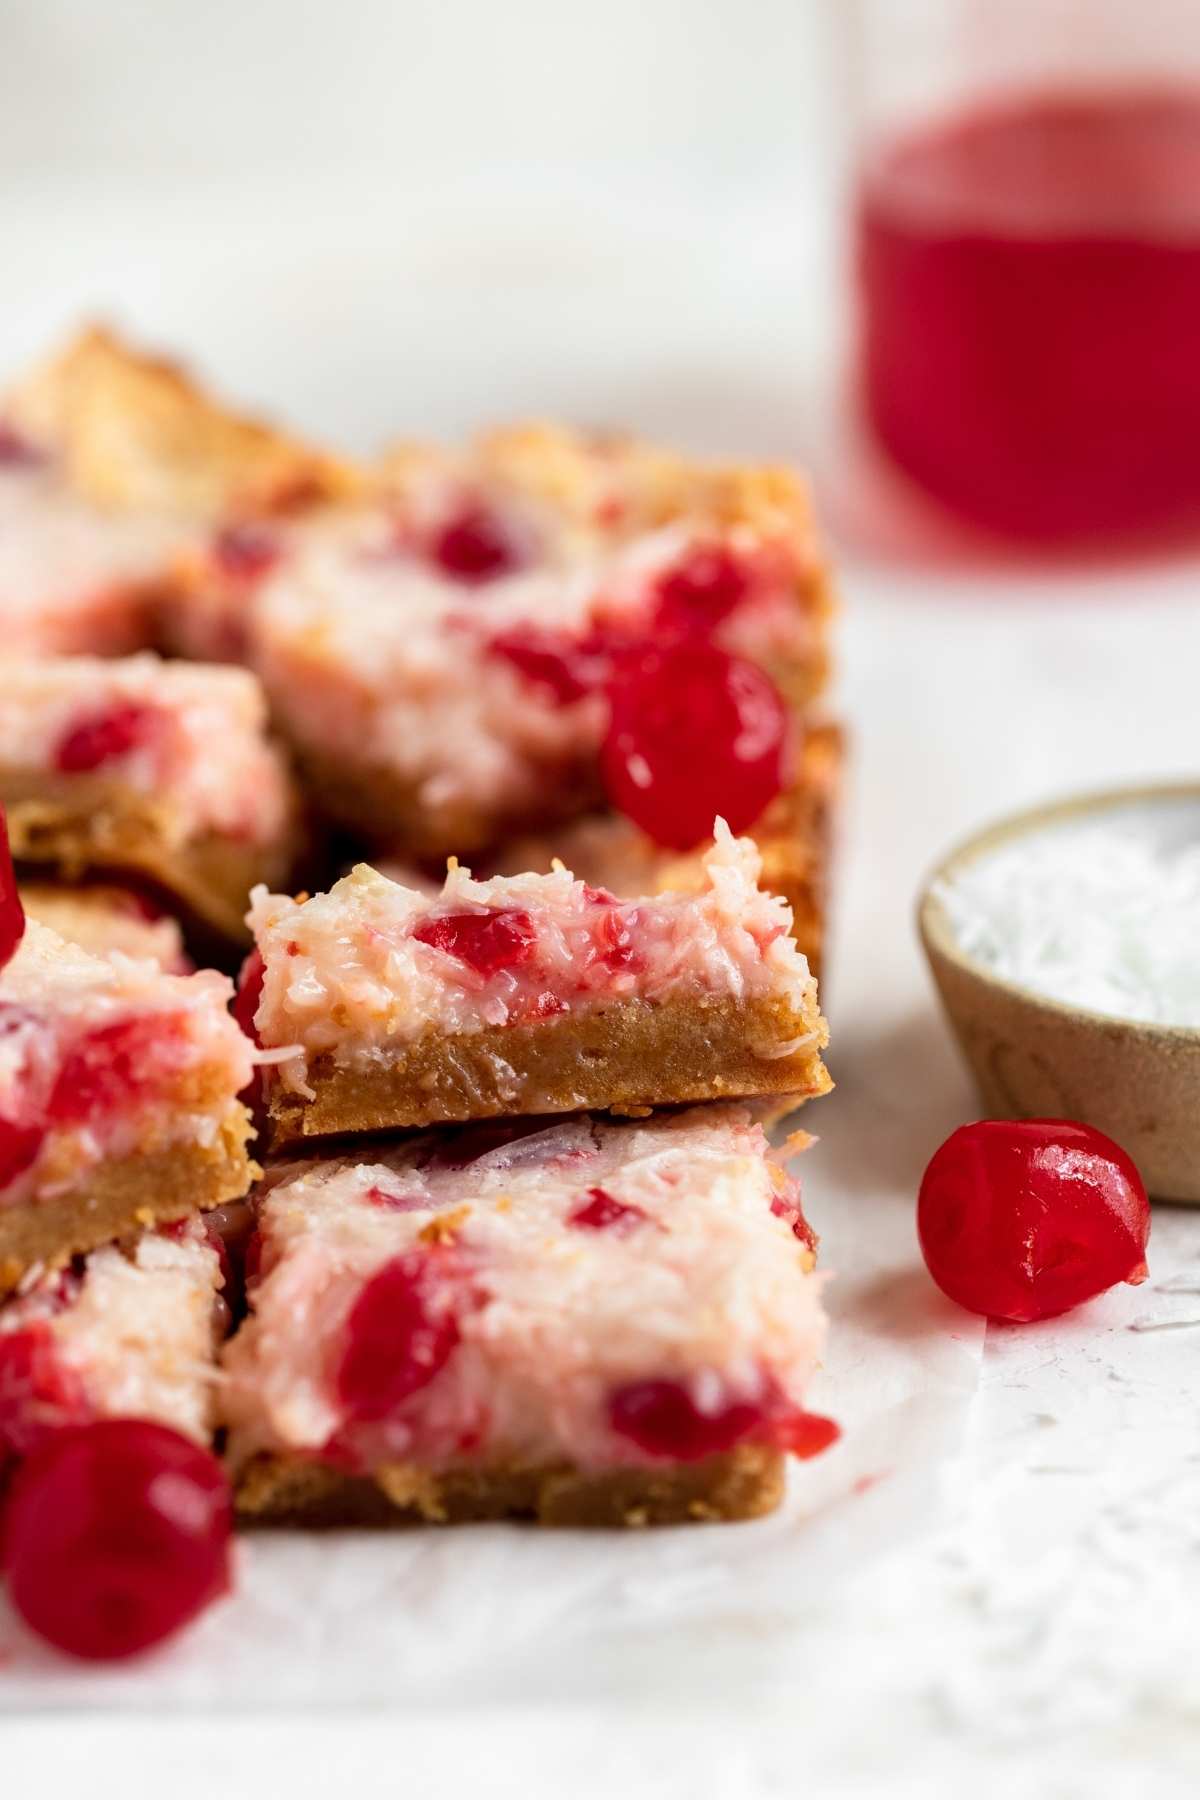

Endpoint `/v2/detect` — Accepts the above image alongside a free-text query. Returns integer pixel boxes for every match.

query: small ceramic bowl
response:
[917,782,1200,1203]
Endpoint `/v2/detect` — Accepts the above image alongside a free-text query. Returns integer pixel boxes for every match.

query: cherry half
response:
[601,642,790,850]
[3,1419,233,1661]
[918,1118,1151,1323]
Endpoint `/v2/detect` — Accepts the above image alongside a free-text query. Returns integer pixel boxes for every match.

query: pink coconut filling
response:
[0,654,293,846]
[221,1106,828,1477]
[0,919,255,1207]
[246,824,817,1096]
[0,1219,224,1473]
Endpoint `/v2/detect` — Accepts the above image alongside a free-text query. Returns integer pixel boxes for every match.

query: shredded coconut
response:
[935,804,1200,1027]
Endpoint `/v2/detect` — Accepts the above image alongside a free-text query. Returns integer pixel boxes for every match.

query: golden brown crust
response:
[264,991,830,1149]
[496,720,843,979]
[1,771,302,945]
[235,1444,785,1527]
[0,1102,257,1296]
[6,324,359,520]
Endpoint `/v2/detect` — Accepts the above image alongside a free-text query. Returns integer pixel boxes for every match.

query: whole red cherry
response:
[601,642,789,850]
[918,1118,1150,1323]
[3,1418,233,1661]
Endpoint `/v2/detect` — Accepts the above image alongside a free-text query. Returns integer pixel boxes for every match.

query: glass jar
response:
[852,0,1200,542]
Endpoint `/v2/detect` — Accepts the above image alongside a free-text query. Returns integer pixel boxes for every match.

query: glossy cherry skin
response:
[918,1118,1151,1323]
[601,642,790,850]
[2,1419,233,1661]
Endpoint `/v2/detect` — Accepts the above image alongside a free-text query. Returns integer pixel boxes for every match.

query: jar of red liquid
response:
[854,0,1200,542]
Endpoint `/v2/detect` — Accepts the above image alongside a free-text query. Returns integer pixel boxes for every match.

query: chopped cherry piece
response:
[413,908,536,976]
[232,949,265,1044]
[770,1185,818,1254]
[654,543,755,634]
[591,902,643,974]
[601,643,790,850]
[48,1017,175,1123]
[3,1419,233,1661]
[337,1250,465,1422]
[429,504,524,584]
[0,1323,90,1468]
[212,523,280,582]
[774,1410,841,1459]
[918,1118,1151,1323]
[608,1378,767,1461]
[0,807,25,971]
[54,704,162,774]
[568,1187,647,1232]
[487,625,613,704]
[0,1118,44,1190]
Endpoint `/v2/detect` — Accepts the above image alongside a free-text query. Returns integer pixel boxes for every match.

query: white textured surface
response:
[3,4,1200,1788]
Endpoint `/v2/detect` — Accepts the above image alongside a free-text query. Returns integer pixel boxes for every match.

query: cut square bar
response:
[224,1106,834,1527]
[247,823,830,1147]
[0,918,257,1293]
[0,655,301,943]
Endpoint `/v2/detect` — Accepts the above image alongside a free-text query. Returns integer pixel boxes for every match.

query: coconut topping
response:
[222,1106,825,1473]
[246,823,816,1094]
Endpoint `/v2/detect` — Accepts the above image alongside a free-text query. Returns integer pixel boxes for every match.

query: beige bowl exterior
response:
[918,783,1200,1204]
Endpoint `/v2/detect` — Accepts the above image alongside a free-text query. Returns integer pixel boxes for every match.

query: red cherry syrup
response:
[859,86,1200,540]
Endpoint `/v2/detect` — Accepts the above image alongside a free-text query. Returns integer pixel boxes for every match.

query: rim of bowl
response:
[917,779,1200,1047]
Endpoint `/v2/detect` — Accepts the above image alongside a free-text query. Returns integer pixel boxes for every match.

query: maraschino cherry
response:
[918,1118,1151,1322]
[3,1419,233,1661]
[601,642,790,850]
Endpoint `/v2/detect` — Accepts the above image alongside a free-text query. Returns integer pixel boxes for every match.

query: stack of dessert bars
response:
[0,326,842,1527]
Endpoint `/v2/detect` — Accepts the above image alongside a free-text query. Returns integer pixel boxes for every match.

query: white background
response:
[4,4,1200,1795]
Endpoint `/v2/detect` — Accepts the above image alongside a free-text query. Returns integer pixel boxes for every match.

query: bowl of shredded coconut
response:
[918,783,1200,1202]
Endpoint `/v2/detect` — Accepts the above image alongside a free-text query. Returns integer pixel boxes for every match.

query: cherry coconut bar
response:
[246,823,830,1148]
[0,324,354,659]
[224,1106,836,1527]
[0,918,258,1294]
[0,1217,225,1479]
[0,654,301,944]
[20,883,191,973]
[187,423,833,854]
